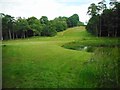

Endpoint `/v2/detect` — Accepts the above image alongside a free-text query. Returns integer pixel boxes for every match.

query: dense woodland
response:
[86,0,120,37]
[1,13,84,40]
[1,0,120,40]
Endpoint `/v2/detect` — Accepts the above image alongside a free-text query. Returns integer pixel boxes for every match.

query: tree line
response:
[1,13,84,40]
[86,0,120,37]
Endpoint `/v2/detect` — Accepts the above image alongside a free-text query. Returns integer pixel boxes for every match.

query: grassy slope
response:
[2,26,120,88]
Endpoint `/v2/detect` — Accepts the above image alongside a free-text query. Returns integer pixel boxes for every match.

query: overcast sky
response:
[0,0,119,23]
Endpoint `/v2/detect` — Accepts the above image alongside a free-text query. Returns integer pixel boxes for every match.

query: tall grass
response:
[62,33,120,88]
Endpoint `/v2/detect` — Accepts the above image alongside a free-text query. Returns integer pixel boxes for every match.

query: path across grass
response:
[2,26,120,88]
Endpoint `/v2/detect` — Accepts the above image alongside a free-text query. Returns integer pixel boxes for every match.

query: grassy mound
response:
[2,26,120,88]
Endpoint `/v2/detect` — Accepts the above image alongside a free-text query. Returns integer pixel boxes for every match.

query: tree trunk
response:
[8,29,12,39]
[23,32,26,38]
[99,16,101,37]
[115,29,117,37]
[96,24,98,37]
[115,24,118,37]
[0,33,3,40]
[39,32,41,36]
[16,33,18,39]
[108,32,109,37]
[12,32,14,39]
[33,32,35,36]
[26,32,28,38]
[1,36,3,40]
[100,30,101,37]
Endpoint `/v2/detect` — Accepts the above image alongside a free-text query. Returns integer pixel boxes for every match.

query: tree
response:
[86,3,100,36]
[67,14,80,27]
[2,14,14,40]
[77,21,84,26]
[52,16,68,32]
[98,0,107,36]
[87,3,100,17]
[86,15,99,36]
[0,13,2,40]
[41,22,57,36]
[112,2,120,36]
[109,0,118,8]
[40,16,48,24]
[86,0,120,37]
[27,17,42,36]
[12,20,17,39]
[1,13,85,39]
[98,0,107,14]
[16,17,29,38]
[48,22,57,36]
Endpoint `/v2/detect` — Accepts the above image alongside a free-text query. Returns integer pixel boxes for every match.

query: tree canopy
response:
[86,0,120,37]
[1,13,84,40]
[67,14,80,27]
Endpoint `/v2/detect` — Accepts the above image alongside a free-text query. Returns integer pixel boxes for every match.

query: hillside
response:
[2,26,120,88]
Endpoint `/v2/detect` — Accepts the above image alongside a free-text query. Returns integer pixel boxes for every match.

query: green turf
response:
[2,26,120,88]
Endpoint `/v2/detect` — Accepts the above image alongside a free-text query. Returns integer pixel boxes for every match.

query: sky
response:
[0,0,119,23]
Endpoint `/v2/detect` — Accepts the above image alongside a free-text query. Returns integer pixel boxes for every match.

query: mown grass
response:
[2,26,120,88]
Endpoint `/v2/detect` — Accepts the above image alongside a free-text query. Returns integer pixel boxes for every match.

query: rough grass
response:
[2,26,120,88]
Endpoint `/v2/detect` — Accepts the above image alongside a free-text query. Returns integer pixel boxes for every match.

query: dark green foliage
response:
[77,21,84,26]
[86,1,120,37]
[41,23,57,36]
[16,18,29,38]
[87,3,100,16]
[67,14,80,27]
[86,46,95,52]
[94,47,120,88]
[40,16,48,24]
[86,15,99,36]
[2,14,15,40]
[52,16,68,32]
[27,16,42,36]
[2,13,83,40]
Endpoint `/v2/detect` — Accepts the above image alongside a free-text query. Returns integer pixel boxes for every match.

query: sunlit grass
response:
[2,26,120,88]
